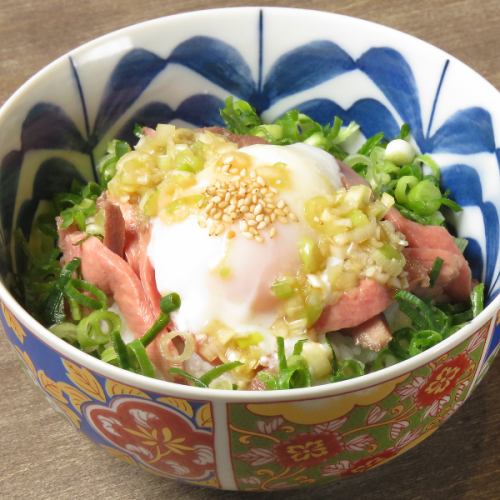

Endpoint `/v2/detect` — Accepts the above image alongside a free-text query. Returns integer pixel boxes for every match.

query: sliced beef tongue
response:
[98,197,126,258]
[315,279,393,334]
[385,208,472,302]
[57,223,177,375]
[345,314,392,352]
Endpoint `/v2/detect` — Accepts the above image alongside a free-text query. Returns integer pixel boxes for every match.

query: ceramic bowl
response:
[0,7,499,491]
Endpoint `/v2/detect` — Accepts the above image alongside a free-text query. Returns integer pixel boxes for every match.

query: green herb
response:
[257,337,312,390]
[220,97,359,159]
[133,123,144,138]
[471,283,484,317]
[169,361,243,388]
[332,359,365,382]
[107,293,182,376]
[77,310,121,352]
[97,139,131,187]
[429,257,444,287]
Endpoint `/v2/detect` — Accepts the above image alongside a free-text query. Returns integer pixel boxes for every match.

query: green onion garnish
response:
[471,283,484,317]
[429,257,444,287]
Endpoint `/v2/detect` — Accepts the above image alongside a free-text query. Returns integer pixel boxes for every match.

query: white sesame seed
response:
[242,231,253,239]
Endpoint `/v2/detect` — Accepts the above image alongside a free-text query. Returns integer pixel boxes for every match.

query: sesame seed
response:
[242,231,253,239]
[255,214,264,222]
[254,203,263,215]
[255,235,264,243]
[257,221,267,230]
[269,227,277,238]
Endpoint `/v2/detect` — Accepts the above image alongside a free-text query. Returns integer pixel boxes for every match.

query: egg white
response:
[147,143,343,369]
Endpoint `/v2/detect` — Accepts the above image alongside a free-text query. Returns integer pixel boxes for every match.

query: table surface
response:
[1,1,499,498]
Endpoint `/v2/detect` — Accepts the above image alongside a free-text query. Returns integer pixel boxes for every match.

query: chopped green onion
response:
[454,237,469,253]
[64,278,108,310]
[394,176,419,205]
[112,331,130,369]
[169,361,243,388]
[358,132,385,156]
[133,123,144,138]
[169,367,207,387]
[398,123,411,140]
[471,283,484,317]
[292,339,307,356]
[408,330,442,356]
[416,154,441,180]
[407,180,442,216]
[429,257,444,287]
[332,359,365,382]
[271,277,295,299]
[127,339,156,377]
[77,310,121,352]
[199,361,244,386]
[140,293,181,347]
[277,336,287,372]
[278,355,311,389]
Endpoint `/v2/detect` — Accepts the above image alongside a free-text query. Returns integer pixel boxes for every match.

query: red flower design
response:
[345,448,398,475]
[415,353,470,407]
[273,432,343,468]
[84,397,215,482]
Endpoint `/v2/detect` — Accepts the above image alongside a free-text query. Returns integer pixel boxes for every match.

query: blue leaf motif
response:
[175,95,225,127]
[357,48,424,146]
[169,37,255,101]
[0,150,23,242]
[117,102,175,144]
[430,107,496,154]
[441,164,499,292]
[293,98,400,138]
[93,49,167,139]
[263,41,355,106]
[21,103,87,152]
[15,158,85,273]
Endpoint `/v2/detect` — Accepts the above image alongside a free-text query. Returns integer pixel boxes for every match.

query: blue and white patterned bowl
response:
[0,7,499,491]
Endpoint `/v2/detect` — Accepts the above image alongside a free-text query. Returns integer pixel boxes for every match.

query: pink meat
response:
[404,247,462,292]
[100,199,125,257]
[385,208,472,301]
[338,160,370,188]
[57,227,178,374]
[345,314,392,352]
[315,279,393,333]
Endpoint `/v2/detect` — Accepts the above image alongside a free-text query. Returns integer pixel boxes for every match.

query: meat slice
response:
[403,247,462,297]
[315,279,393,334]
[345,314,392,352]
[100,199,125,257]
[58,229,178,374]
[385,208,472,301]
[338,160,371,188]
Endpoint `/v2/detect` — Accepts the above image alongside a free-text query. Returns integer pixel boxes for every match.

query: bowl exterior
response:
[0,7,500,491]
[1,300,498,490]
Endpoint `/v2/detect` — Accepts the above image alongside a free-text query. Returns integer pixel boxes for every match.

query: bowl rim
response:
[0,6,499,403]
